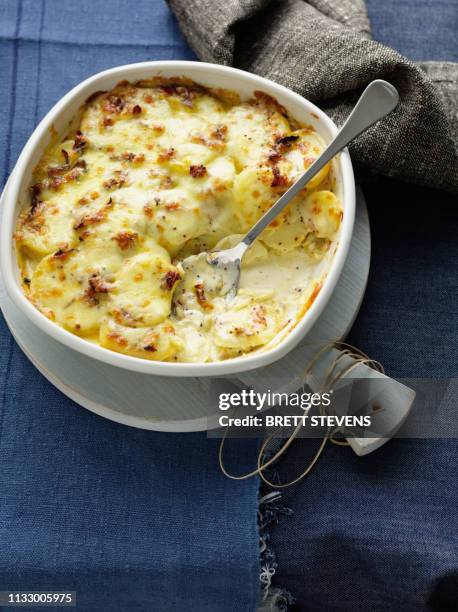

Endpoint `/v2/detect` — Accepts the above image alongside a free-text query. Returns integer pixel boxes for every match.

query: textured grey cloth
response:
[168,0,458,192]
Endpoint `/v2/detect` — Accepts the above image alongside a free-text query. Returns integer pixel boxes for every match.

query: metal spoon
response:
[182,79,399,298]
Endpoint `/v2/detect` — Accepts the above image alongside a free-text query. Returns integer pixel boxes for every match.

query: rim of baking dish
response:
[0,61,355,377]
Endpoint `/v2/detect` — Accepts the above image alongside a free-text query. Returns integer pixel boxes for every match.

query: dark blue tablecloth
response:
[0,2,259,611]
[1,1,457,611]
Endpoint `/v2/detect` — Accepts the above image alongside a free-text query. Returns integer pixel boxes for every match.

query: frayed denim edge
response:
[257,445,295,612]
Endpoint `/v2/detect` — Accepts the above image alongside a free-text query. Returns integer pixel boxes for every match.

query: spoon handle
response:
[241,80,399,249]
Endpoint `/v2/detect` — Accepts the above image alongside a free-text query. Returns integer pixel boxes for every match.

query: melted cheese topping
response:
[15,79,342,363]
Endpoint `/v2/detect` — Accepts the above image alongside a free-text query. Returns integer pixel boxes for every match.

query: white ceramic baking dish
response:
[0,61,355,377]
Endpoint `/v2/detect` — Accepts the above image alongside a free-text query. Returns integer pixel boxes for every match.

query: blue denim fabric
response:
[270,438,457,612]
[0,2,259,611]
[366,0,458,61]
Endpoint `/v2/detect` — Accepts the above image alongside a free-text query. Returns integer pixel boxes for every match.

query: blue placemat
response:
[0,2,260,611]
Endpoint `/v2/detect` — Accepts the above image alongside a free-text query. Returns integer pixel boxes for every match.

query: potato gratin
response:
[15,79,342,363]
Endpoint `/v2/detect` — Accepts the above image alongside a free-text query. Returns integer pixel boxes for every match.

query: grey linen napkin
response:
[168,0,458,192]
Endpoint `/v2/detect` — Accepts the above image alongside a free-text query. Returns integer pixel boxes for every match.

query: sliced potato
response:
[282,129,330,191]
[99,318,182,361]
[232,165,279,229]
[17,202,76,258]
[300,190,342,238]
[260,220,308,253]
[213,291,282,352]
[150,197,206,256]
[109,250,181,327]
[29,248,110,336]
[225,101,290,169]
